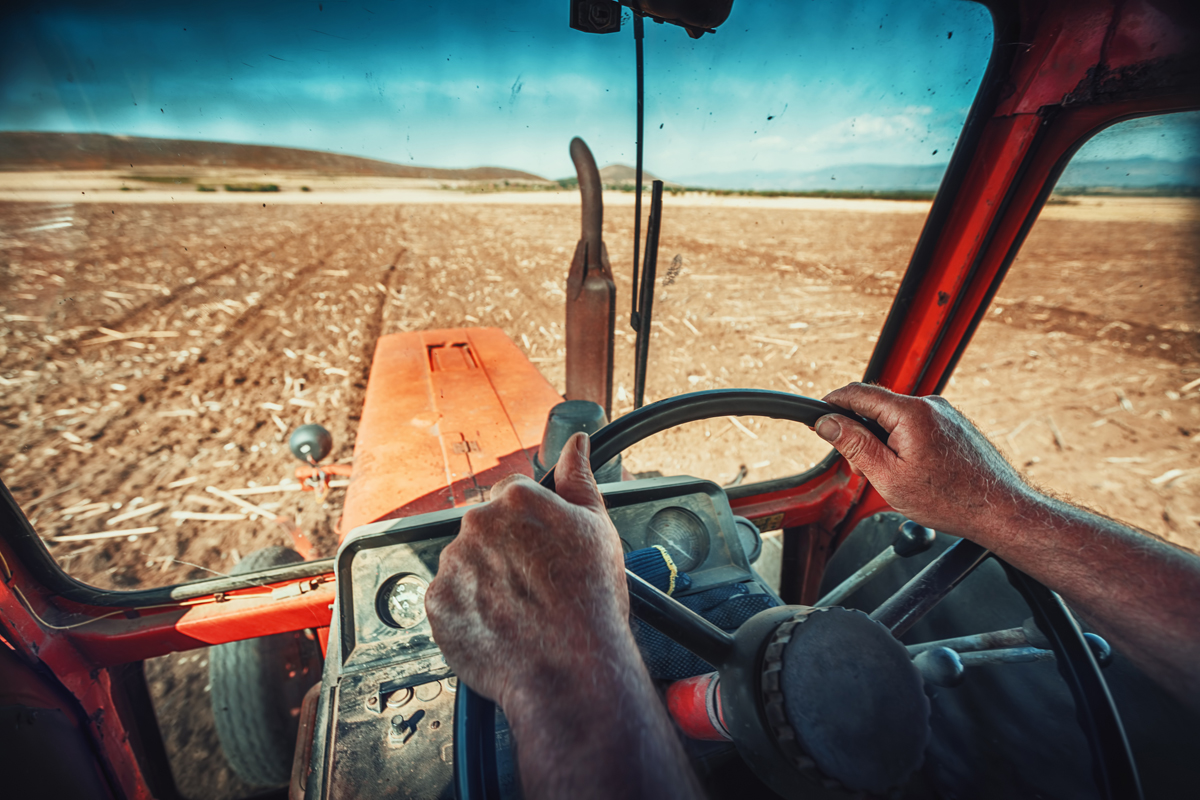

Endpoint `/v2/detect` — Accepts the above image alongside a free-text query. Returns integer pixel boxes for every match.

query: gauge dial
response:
[645,507,709,573]
[377,574,429,629]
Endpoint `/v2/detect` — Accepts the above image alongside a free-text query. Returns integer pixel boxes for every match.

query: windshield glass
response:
[944,111,1200,555]
[2,0,992,593]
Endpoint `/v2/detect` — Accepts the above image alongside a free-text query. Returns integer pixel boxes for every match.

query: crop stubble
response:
[1,196,1197,798]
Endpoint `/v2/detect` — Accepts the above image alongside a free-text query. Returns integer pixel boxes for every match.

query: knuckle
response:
[489,472,526,497]
[915,396,943,420]
[423,581,447,616]
[500,480,540,507]
[924,395,952,411]
[458,507,485,535]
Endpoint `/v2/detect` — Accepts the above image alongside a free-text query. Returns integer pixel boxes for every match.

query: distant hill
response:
[676,163,947,192]
[557,163,678,187]
[0,131,548,182]
[598,164,678,186]
[1057,156,1200,192]
[676,157,1200,193]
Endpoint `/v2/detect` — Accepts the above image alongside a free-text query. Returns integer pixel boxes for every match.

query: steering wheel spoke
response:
[453,389,1138,800]
[626,571,735,667]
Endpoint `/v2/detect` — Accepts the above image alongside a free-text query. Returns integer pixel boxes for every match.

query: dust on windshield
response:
[1,0,992,593]
[944,111,1200,555]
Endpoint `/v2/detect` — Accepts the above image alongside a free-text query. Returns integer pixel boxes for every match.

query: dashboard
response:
[303,476,766,800]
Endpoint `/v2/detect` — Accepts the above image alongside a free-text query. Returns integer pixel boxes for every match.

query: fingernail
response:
[578,432,591,459]
[815,416,841,442]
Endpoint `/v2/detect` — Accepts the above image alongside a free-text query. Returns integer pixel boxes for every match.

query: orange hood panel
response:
[340,328,564,538]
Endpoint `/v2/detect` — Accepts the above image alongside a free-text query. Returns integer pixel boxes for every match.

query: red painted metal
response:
[2,4,1197,797]
[729,461,867,532]
[665,671,729,741]
[771,0,1200,597]
[880,0,1200,398]
[877,115,1043,393]
[340,328,564,536]
[0,550,157,799]
[998,0,1195,118]
[64,581,336,667]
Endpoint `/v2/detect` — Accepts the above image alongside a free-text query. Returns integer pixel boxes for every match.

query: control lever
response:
[912,620,1113,688]
[816,520,936,607]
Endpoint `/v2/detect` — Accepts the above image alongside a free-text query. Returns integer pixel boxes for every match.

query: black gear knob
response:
[1083,632,1113,668]
[289,424,333,464]
[894,520,937,558]
[913,646,965,688]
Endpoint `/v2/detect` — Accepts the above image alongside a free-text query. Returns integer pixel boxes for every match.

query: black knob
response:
[289,424,333,464]
[1083,633,1113,668]
[913,646,964,688]
[534,401,622,483]
[893,520,936,558]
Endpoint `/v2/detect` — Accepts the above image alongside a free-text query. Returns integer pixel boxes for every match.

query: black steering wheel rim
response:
[453,388,1140,799]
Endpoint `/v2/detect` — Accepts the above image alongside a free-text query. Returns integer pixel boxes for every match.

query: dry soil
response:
[1,189,1197,798]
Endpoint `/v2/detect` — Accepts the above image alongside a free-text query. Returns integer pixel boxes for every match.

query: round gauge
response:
[376,574,429,629]
[645,507,709,573]
[733,516,763,564]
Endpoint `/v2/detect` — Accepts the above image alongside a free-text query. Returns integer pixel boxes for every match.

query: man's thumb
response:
[553,432,605,511]
[815,414,894,478]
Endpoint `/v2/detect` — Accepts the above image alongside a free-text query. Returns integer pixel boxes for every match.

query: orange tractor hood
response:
[339,328,565,537]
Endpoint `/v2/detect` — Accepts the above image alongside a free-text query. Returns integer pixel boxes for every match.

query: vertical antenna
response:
[631,12,645,330]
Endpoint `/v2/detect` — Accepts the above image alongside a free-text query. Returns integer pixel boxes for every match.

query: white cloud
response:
[750,135,789,151]
[813,112,931,146]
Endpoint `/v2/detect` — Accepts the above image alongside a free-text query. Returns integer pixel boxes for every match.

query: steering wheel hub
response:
[760,607,930,795]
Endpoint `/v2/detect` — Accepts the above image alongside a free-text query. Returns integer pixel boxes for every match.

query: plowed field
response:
[1,190,1197,798]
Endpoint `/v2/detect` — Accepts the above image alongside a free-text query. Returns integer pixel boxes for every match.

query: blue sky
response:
[1,1,1195,183]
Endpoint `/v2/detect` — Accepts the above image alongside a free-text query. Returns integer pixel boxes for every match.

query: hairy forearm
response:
[815,384,1200,709]
[503,632,702,800]
[970,487,1200,710]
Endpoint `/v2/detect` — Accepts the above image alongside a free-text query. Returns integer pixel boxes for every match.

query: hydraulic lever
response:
[632,180,664,409]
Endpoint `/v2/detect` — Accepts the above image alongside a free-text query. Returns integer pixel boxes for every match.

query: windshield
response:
[1,0,992,595]
[944,111,1200,556]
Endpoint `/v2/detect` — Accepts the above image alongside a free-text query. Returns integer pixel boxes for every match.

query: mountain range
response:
[1,132,1194,193]
[673,157,1200,193]
[0,131,545,182]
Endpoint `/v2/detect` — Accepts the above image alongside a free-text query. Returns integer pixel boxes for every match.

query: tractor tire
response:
[209,546,323,788]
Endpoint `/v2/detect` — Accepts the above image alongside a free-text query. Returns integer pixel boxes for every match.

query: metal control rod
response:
[632,181,664,410]
[907,627,1030,656]
[869,538,991,637]
[912,634,1112,688]
[816,520,936,607]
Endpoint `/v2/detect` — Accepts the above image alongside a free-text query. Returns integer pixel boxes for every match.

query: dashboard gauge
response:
[376,574,429,629]
[645,507,709,573]
[733,516,763,564]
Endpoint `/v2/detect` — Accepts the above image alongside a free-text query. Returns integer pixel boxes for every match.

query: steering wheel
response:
[451,388,1141,799]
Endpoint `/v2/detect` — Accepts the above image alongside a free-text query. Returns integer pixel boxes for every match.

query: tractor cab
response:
[1,1,1198,799]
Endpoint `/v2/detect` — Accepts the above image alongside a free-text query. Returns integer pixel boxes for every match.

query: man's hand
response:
[815,382,1200,711]
[814,382,1033,538]
[426,431,629,711]
[425,432,702,799]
